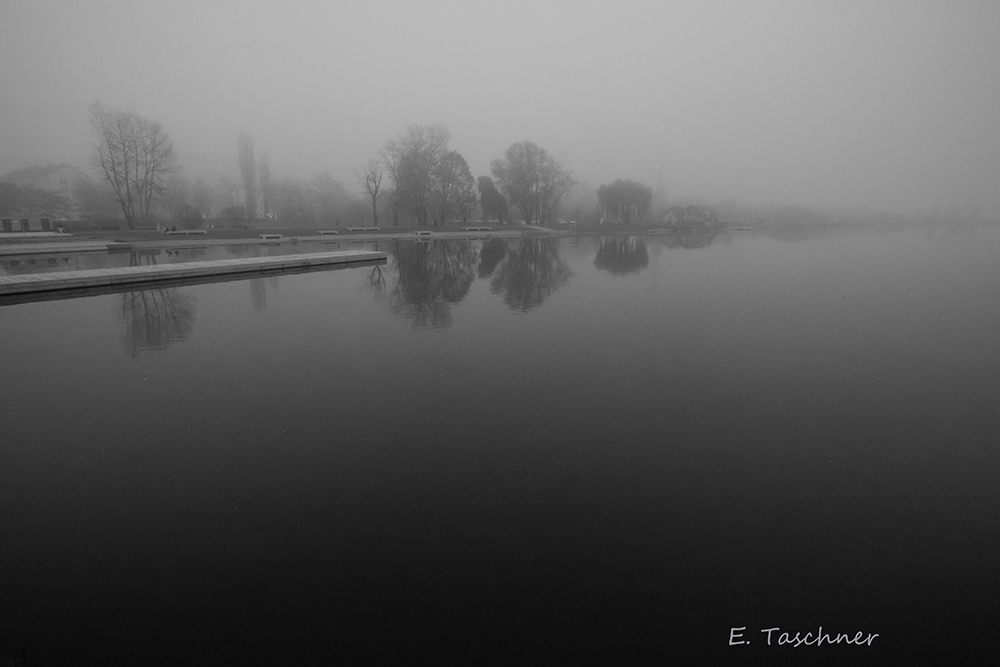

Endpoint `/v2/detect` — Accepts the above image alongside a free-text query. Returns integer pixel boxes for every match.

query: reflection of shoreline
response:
[658,230,720,250]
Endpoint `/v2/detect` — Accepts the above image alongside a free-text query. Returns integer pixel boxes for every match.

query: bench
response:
[166,230,207,235]
[462,226,492,232]
[259,234,282,240]
[414,230,433,236]
[348,227,379,232]
[318,230,339,235]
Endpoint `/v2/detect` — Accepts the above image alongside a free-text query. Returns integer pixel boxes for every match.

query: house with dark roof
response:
[661,205,718,227]
[662,206,685,225]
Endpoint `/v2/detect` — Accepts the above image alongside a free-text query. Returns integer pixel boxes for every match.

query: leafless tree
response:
[238,132,257,221]
[89,101,177,228]
[383,124,450,226]
[260,153,273,220]
[381,140,401,226]
[491,141,574,226]
[355,159,383,226]
[432,151,477,225]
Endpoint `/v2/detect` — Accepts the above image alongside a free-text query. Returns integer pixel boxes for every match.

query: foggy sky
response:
[2,0,999,217]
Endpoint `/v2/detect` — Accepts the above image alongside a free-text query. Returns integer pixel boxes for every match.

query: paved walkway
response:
[0,250,384,298]
[0,241,125,256]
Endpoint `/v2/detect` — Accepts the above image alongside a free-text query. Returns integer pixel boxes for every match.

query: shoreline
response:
[2,218,996,257]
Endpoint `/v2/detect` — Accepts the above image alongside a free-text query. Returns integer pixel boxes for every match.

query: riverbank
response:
[5,218,983,256]
[0,224,538,255]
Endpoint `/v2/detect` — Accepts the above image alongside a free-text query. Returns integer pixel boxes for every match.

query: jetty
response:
[0,250,385,302]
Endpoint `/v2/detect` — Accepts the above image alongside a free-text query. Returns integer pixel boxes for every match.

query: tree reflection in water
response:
[659,230,719,250]
[366,241,388,301]
[387,240,478,328]
[490,237,570,312]
[367,264,387,301]
[248,276,280,312]
[120,251,195,356]
[477,238,507,278]
[250,279,267,312]
[593,236,649,276]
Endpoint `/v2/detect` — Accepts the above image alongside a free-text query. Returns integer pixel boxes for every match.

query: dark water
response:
[1,226,999,664]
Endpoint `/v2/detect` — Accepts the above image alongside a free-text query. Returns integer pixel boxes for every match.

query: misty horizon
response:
[2,0,999,219]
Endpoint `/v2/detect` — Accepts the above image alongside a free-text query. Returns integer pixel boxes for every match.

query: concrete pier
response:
[0,250,385,299]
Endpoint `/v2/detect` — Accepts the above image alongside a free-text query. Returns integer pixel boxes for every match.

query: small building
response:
[662,205,718,227]
[662,206,685,225]
[1,214,59,233]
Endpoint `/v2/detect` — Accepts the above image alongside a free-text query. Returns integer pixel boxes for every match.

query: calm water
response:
[1,226,999,664]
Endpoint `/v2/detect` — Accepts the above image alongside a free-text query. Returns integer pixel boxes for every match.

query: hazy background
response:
[2,0,998,218]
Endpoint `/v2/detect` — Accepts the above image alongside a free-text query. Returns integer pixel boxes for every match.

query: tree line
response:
[374,124,575,228]
[76,102,657,229]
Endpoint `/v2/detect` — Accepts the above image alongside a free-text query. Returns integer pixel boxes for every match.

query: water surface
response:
[1,225,998,664]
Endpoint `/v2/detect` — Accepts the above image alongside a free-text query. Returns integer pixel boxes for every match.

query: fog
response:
[2,0,999,219]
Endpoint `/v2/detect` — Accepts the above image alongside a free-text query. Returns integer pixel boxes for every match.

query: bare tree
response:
[383,124,450,226]
[89,101,177,229]
[381,140,401,226]
[259,153,273,220]
[238,132,257,221]
[355,159,383,226]
[491,141,573,226]
[432,151,476,226]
